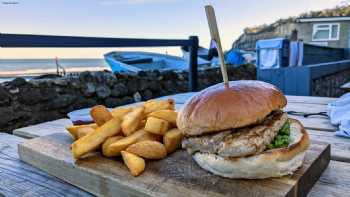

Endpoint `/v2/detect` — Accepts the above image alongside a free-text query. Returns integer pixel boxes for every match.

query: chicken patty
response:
[182,111,288,158]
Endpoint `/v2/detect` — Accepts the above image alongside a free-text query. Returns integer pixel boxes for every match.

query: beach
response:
[0,58,109,82]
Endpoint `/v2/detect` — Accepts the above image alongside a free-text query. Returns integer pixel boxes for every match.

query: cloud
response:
[338,0,350,7]
[329,0,350,7]
[98,0,179,5]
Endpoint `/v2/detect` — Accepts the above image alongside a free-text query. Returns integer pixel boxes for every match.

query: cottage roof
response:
[297,16,350,23]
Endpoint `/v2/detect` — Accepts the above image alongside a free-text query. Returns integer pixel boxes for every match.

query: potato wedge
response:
[107,129,161,157]
[144,117,169,135]
[111,107,132,120]
[66,123,98,140]
[144,99,175,114]
[121,107,144,136]
[138,119,146,130]
[148,110,178,124]
[77,127,95,139]
[72,117,121,159]
[163,128,183,154]
[136,130,162,142]
[121,151,145,177]
[102,136,124,157]
[90,105,113,126]
[126,141,167,159]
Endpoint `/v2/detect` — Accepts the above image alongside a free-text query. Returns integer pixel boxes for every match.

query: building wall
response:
[297,21,350,48]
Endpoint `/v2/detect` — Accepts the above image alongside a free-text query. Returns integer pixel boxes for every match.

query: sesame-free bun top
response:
[177,80,287,136]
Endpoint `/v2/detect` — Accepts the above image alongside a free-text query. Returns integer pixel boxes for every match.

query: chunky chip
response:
[111,107,132,120]
[144,99,175,114]
[77,127,95,139]
[72,118,121,159]
[121,151,145,177]
[148,110,178,125]
[144,117,169,135]
[102,136,124,157]
[90,105,113,126]
[106,129,161,157]
[121,107,145,136]
[66,123,98,140]
[126,141,167,159]
[70,98,183,177]
[163,128,183,154]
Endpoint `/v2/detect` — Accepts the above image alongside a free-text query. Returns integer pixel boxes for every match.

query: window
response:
[312,23,340,41]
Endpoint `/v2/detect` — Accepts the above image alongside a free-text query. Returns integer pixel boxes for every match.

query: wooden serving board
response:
[18,133,330,197]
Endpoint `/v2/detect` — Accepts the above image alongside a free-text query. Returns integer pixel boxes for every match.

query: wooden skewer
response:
[205,5,229,86]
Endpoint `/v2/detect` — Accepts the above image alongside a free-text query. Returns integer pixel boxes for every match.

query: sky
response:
[0,0,347,59]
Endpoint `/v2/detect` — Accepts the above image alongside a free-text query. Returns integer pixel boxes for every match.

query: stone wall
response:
[0,64,256,133]
[312,69,350,97]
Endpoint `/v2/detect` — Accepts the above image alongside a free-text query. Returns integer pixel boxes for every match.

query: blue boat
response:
[104,51,211,73]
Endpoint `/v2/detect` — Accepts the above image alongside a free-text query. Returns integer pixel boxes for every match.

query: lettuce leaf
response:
[267,119,290,150]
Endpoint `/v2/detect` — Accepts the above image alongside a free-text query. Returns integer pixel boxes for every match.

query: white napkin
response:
[336,119,350,138]
[67,108,93,123]
[328,93,350,138]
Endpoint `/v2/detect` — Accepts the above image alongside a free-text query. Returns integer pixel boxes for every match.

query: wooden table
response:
[3,93,350,196]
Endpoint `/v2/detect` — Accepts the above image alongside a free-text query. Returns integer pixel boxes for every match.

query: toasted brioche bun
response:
[192,119,309,179]
[177,81,287,136]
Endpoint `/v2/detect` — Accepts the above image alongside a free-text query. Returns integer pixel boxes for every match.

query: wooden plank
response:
[12,93,336,141]
[170,94,336,131]
[13,102,337,139]
[161,93,336,105]
[285,103,328,113]
[309,161,350,197]
[165,93,336,131]
[18,133,330,197]
[158,92,195,104]
[284,102,336,132]
[308,130,350,162]
[286,96,336,105]
[13,119,72,139]
[292,140,330,197]
[0,133,91,197]
[183,102,334,132]
[2,133,349,197]
[1,133,346,197]
[287,115,336,132]
[174,102,336,132]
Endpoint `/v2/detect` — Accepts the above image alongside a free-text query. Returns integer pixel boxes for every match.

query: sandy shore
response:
[0,66,109,83]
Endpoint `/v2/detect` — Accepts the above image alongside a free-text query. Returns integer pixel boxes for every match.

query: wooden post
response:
[189,36,199,92]
[55,57,59,76]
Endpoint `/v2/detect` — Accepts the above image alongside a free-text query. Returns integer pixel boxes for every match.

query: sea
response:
[0,58,110,83]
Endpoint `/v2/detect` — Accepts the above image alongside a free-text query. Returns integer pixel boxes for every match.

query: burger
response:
[177,80,310,179]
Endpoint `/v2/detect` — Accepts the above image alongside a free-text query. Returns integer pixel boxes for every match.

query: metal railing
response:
[0,33,199,91]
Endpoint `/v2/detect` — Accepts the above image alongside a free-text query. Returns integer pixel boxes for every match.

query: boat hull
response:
[104,51,193,73]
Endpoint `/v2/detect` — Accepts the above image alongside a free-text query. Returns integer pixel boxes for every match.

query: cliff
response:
[233,5,350,51]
